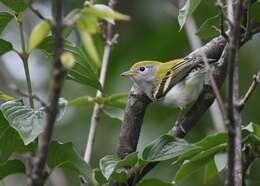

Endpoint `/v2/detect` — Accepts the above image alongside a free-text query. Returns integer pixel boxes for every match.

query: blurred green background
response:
[0,0,259,185]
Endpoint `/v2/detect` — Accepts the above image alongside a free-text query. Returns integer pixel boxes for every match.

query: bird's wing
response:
[153,58,199,100]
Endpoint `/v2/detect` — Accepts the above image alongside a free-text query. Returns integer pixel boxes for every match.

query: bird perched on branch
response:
[121,57,215,109]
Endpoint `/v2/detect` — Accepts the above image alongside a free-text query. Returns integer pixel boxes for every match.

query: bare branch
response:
[84,0,117,163]
[117,84,151,158]
[28,1,66,185]
[215,0,230,41]
[238,71,260,110]
[27,0,46,20]
[12,87,47,108]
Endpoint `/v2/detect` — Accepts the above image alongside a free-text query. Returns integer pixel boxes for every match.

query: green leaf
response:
[93,168,106,185]
[0,160,25,179]
[251,2,260,23]
[194,132,227,149]
[36,36,54,56]
[0,0,27,13]
[28,20,51,52]
[203,160,217,184]
[111,169,128,183]
[68,96,96,107]
[0,12,13,34]
[69,93,127,109]
[243,122,260,136]
[48,141,98,186]
[243,123,260,145]
[83,4,130,24]
[137,179,174,186]
[115,152,138,169]
[0,90,14,101]
[100,155,120,180]
[245,158,260,185]
[36,37,102,91]
[64,9,81,26]
[172,146,202,165]
[77,11,99,34]
[100,93,127,109]
[139,135,194,162]
[78,29,100,67]
[178,0,202,30]
[100,152,138,182]
[0,98,67,145]
[174,132,227,164]
[0,39,13,55]
[0,112,24,164]
[103,108,124,121]
[174,144,226,183]
[214,152,227,172]
[64,40,102,91]
[196,15,220,41]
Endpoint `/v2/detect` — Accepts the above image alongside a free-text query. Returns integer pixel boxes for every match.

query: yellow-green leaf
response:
[28,20,51,52]
[64,9,81,26]
[61,52,75,69]
[0,90,14,101]
[83,4,130,24]
[77,12,99,34]
[78,29,100,66]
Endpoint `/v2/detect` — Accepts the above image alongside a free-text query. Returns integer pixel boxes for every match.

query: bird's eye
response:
[139,66,146,72]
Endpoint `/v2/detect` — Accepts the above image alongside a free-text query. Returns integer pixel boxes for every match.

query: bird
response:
[121,57,214,109]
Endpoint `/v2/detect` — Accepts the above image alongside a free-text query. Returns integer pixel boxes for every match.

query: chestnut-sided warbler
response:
[121,57,211,109]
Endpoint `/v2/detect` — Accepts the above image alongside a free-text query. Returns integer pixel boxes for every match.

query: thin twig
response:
[215,0,230,41]
[181,10,226,130]
[28,1,65,185]
[241,0,252,44]
[199,52,228,123]
[238,71,260,110]
[27,0,45,20]
[17,14,34,109]
[84,0,117,164]
[12,86,47,107]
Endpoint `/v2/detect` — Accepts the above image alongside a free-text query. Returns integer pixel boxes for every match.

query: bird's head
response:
[121,61,162,98]
[121,61,161,84]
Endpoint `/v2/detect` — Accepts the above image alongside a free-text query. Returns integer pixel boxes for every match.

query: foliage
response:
[0,98,67,145]
[178,0,202,29]
[0,0,130,184]
[48,141,98,186]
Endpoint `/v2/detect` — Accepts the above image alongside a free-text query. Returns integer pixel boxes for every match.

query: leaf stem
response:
[18,16,34,109]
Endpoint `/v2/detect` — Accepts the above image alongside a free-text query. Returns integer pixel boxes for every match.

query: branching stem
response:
[17,15,34,109]
[28,0,65,185]
[238,71,260,110]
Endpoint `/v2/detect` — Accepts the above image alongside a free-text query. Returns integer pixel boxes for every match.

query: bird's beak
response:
[120,70,136,77]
